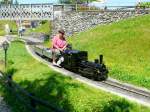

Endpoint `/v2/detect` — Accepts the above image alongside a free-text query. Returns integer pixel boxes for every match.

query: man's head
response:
[58,29,65,37]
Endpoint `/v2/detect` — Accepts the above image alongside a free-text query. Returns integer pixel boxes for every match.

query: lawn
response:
[68,14,150,89]
[26,20,51,35]
[0,20,18,36]
[0,41,150,112]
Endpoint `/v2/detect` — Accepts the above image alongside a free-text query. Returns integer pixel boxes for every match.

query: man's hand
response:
[58,48,64,51]
[62,44,68,51]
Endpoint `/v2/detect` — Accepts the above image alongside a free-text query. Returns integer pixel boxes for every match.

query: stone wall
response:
[51,10,148,38]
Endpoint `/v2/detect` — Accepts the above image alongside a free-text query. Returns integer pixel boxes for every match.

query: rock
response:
[50,11,127,37]
[51,10,148,38]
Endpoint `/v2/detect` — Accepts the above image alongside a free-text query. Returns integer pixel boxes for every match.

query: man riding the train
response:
[52,29,68,67]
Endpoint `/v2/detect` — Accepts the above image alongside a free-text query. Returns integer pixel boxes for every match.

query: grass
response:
[43,39,51,47]
[0,20,18,36]
[26,21,51,35]
[0,41,150,112]
[68,14,150,89]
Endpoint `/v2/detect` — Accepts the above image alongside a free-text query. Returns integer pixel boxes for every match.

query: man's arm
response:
[52,37,61,50]
[62,43,68,51]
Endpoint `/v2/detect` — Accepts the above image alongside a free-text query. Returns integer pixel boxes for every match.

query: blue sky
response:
[17,0,59,4]
[17,0,150,5]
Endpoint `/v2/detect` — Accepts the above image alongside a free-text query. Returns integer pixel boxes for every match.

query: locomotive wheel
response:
[95,73,108,81]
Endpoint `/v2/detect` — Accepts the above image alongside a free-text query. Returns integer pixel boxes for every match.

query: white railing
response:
[0,4,149,20]
[0,4,54,20]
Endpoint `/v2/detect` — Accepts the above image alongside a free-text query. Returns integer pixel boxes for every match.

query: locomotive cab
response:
[61,50,88,72]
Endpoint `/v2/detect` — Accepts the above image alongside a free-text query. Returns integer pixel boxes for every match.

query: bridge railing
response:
[0,4,54,20]
[53,4,150,13]
[76,4,150,12]
[0,4,149,20]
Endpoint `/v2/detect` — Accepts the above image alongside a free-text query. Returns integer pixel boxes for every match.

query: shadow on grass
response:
[1,68,134,112]
[102,99,133,112]
[2,71,80,112]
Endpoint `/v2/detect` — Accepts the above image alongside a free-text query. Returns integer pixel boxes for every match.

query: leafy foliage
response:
[0,0,13,4]
[102,99,133,112]
[59,0,96,4]
[139,2,150,8]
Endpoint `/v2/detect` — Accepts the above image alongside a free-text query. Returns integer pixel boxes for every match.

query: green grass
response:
[0,41,150,112]
[26,21,51,35]
[43,39,51,47]
[68,14,150,89]
[0,20,18,36]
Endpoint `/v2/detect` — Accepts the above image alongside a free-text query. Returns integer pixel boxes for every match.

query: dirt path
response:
[0,97,11,112]
[0,36,6,46]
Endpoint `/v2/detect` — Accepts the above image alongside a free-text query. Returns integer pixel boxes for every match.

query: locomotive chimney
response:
[94,59,99,64]
[99,55,103,64]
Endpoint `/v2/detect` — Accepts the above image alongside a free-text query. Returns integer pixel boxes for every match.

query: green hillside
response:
[26,21,51,35]
[68,14,150,89]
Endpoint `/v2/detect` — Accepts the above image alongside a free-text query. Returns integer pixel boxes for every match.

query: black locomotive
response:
[33,45,108,81]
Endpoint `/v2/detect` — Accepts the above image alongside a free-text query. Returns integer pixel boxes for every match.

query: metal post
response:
[88,0,90,11]
[76,1,78,12]
[4,49,7,69]
[51,5,54,39]
[2,41,9,73]
[20,20,22,38]
[8,75,12,87]
[30,93,37,112]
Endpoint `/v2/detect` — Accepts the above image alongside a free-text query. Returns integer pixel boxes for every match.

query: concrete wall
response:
[51,10,149,38]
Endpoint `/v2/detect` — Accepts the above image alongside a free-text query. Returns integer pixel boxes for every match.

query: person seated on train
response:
[52,29,68,67]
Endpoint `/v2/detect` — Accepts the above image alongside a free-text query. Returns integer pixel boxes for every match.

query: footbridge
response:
[0,4,76,20]
[0,4,149,20]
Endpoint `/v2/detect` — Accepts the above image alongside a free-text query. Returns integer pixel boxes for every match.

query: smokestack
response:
[94,59,99,64]
[99,55,103,64]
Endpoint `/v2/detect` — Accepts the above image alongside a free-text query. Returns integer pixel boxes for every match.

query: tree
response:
[0,0,13,4]
[14,0,19,4]
[59,0,96,4]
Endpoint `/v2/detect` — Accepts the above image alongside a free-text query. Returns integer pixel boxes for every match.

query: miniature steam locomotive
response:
[33,45,108,81]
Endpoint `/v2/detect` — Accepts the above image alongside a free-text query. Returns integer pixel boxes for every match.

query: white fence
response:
[0,4,149,20]
[0,4,54,20]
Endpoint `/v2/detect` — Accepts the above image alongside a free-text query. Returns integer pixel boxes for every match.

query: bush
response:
[102,99,133,112]
[139,2,150,8]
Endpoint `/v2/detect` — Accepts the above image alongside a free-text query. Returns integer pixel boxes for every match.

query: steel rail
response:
[102,80,150,98]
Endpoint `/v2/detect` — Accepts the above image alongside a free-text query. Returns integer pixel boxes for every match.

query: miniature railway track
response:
[101,79,150,104]
[25,43,150,107]
[103,79,150,98]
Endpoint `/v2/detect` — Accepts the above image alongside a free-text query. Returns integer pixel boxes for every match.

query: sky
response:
[16,0,150,6]
[90,0,150,7]
[17,0,59,4]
